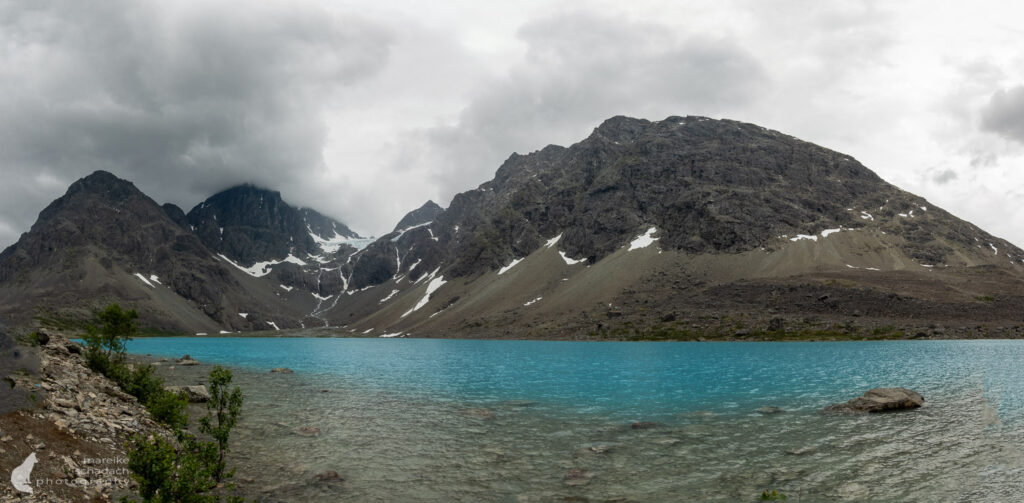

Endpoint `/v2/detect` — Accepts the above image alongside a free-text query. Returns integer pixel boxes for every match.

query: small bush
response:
[83,303,138,362]
[125,364,166,404]
[761,489,788,500]
[79,304,244,501]
[146,390,189,431]
[125,366,244,502]
[199,366,243,483]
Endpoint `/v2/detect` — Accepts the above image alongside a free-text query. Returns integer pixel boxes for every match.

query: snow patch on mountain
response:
[498,258,524,275]
[134,273,155,288]
[391,222,431,242]
[627,227,658,251]
[559,251,585,265]
[402,273,447,318]
[218,253,307,277]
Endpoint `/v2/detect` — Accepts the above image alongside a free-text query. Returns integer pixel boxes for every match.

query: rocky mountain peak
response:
[187,184,359,265]
[393,200,445,232]
[591,115,652,142]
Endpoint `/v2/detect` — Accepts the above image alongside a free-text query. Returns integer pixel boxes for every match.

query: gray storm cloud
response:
[981,86,1024,143]
[0,0,392,246]
[402,12,768,205]
[3,1,1023,251]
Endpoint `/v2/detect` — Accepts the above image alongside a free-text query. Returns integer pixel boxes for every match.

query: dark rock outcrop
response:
[393,200,444,232]
[347,116,1023,293]
[0,171,309,333]
[187,185,359,265]
[822,387,924,413]
[162,203,190,230]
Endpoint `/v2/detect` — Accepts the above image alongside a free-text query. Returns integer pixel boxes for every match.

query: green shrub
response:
[146,390,189,431]
[125,366,244,502]
[199,366,243,483]
[125,364,166,404]
[761,489,788,500]
[126,431,236,503]
[78,304,244,501]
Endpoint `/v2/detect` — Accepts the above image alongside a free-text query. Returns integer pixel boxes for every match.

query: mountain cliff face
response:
[393,201,444,232]
[345,116,1022,288]
[4,116,1024,339]
[0,173,314,332]
[326,116,1024,339]
[186,185,360,265]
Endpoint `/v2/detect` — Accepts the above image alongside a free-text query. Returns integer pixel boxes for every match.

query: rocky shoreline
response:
[1,333,170,502]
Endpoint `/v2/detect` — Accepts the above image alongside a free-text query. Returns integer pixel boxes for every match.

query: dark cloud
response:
[0,0,393,247]
[981,85,1024,143]
[400,11,768,204]
[930,168,959,185]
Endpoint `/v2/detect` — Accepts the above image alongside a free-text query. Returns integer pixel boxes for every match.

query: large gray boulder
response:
[165,385,211,403]
[823,387,924,413]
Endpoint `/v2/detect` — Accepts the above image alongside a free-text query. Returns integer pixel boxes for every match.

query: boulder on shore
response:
[177,355,200,366]
[822,387,924,414]
[165,385,211,403]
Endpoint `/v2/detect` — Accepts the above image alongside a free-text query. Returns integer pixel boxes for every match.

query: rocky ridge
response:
[5,116,1024,337]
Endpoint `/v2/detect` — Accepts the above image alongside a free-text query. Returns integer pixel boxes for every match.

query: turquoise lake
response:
[127,338,1024,501]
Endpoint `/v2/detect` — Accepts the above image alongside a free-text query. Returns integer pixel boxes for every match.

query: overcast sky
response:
[2,0,1024,249]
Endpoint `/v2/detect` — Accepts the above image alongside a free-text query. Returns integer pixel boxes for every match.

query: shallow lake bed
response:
[129,337,1024,501]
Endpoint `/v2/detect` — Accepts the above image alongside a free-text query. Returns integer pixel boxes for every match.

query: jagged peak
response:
[393,199,446,232]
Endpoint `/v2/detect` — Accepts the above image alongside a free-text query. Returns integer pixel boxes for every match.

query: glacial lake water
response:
[126,338,1024,501]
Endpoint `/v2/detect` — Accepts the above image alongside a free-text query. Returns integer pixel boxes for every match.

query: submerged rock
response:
[295,425,321,437]
[756,406,784,415]
[563,468,593,486]
[270,367,294,373]
[631,421,660,430]
[165,385,210,403]
[313,470,343,484]
[823,387,924,414]
[461,408,495,420]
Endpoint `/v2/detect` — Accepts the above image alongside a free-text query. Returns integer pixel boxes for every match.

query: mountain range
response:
[4,115,1024,340]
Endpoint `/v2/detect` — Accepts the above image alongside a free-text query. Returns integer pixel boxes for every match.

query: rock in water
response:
[313,470,343,483]
[270,367,294,373]
[165,385,211,403]
[823,387,924,413]
[756,406,784,415]
[177,354,200,365]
